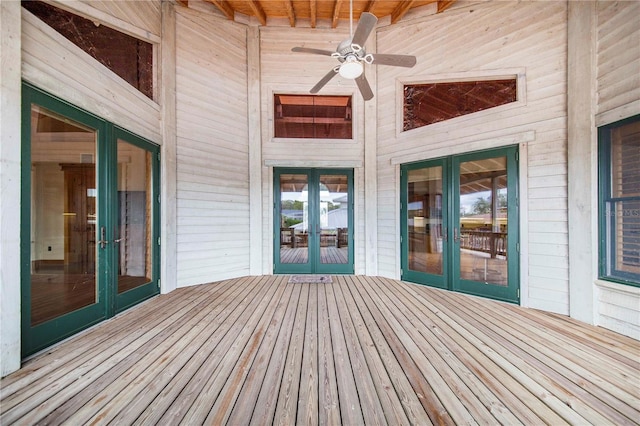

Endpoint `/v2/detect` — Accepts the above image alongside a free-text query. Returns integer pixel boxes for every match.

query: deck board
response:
[1,275,639,425]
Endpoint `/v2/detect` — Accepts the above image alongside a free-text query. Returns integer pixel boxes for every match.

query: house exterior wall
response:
[258,26,368,274]
[1,0,164,377]
[593,1,640,339]
[376,1,570,314]
[174,7,251,286]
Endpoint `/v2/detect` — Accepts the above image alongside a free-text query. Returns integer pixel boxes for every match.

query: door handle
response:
[98,226,109,249]
[454,227,460,243]
[442,227,448,242]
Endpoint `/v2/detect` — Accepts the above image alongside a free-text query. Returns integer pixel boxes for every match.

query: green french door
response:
[274,168,354,274]
[401,146,519,303]
[21,83,160,357]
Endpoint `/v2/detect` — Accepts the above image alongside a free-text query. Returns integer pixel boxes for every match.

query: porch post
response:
[567,1,597,324]
[160,1,178,293]
[0,0,23,376]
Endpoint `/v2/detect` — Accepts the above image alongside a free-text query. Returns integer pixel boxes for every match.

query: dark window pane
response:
[274,94,352,139]
[22,1,153,99]
[601,116,640,285]
[403,79,517,131]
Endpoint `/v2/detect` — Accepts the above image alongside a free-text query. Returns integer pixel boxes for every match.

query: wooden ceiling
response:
[178,0,456,28]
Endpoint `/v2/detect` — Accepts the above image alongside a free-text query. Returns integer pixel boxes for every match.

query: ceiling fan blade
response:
[310,68,339,93]
[351,12,378,49]
[355,73,374,101]
[370,53,417,68]
[292,47,335,56]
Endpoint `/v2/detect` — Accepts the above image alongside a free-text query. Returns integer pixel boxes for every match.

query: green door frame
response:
[112,126,161,313]
[400,157,450,289]
[400,146,519,303]
[20,83,160,357]
[451,146,519,303]
[274,168,354,274]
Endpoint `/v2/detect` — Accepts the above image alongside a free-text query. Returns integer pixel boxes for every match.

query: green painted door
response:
[21,84,160,357]
[274,168,354,274]
[401,146,519,303]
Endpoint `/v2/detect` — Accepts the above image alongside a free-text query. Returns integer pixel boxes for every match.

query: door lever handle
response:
[454,227,460,243]
[98,226,109,249]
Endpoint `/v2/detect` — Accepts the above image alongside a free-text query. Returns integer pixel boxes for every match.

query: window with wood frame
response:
[599,115,640,287]
[274,94,352,139]
[403,79,517,131]
[22,1,154,100]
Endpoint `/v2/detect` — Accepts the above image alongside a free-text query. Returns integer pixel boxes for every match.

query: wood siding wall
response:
[595,1,640,339]
[376,1,569,314]
[175,8,250,286]
[259,26,367,273]
[21,4,161,144]
[596,1,640,117]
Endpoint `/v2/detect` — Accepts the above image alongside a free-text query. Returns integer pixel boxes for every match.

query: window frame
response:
[598,114,640,287]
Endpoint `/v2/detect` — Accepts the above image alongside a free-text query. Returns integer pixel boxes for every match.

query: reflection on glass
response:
[117,140,153,293]
[319,175,349,265]
[280,174,309,264]
[407,167,443,275]
[30,105,97,326]
[458,157,508,286]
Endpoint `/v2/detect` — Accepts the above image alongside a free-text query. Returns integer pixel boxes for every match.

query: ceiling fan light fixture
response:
[339,57,363,79]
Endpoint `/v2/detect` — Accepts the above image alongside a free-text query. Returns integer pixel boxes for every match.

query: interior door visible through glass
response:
[116,139,154,293]
[407,166,444,275]
[29,105,98,327]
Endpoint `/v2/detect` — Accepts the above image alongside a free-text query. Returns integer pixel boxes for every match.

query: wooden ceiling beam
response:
[364,0,377,13]
[284,0,296,27]
[310,0,317,28]
[248,0,267,26]
[331,0,344,28]
[208,0,234,20]
[391,0,416,24]
[437,0,456,13]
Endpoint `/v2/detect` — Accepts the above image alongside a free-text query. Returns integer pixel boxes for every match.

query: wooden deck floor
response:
[1,275,639,425]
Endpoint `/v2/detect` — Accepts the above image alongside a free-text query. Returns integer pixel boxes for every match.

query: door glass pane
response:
[117,140,153,293]
[408,167,443,275]
[30,105,97,326]
[319,174,349,265]
[459,157,508,286]
[279,174,309,264]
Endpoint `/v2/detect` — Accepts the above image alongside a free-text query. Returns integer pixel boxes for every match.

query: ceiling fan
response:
[291,6,417,101]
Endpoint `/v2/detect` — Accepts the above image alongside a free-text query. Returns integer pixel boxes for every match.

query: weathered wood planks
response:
[1,275,638,425]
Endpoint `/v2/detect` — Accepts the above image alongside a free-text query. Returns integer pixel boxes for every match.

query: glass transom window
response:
[274,94,352,139]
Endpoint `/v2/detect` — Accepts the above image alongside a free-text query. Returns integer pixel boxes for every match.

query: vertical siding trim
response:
[364,31,378,275]
[160,1,178,294]
[248,26,263,275]
[0,0,22,378]
[567,1,597,324]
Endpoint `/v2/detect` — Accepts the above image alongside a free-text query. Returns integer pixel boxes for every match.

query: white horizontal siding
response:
[175,7,249,286]
[376,1,570,314]
[78,0,162,38]
[21,8,161,143]
[596,1,640,116]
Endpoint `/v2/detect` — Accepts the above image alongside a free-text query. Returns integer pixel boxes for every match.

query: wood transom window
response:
[403,79,517,131]
[22,1,154,100]
[274,95,352,139]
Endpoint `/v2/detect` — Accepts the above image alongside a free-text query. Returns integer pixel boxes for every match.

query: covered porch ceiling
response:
[178,0,457,27]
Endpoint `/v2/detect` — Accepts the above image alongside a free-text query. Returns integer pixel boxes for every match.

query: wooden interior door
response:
[62,164,96,275]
